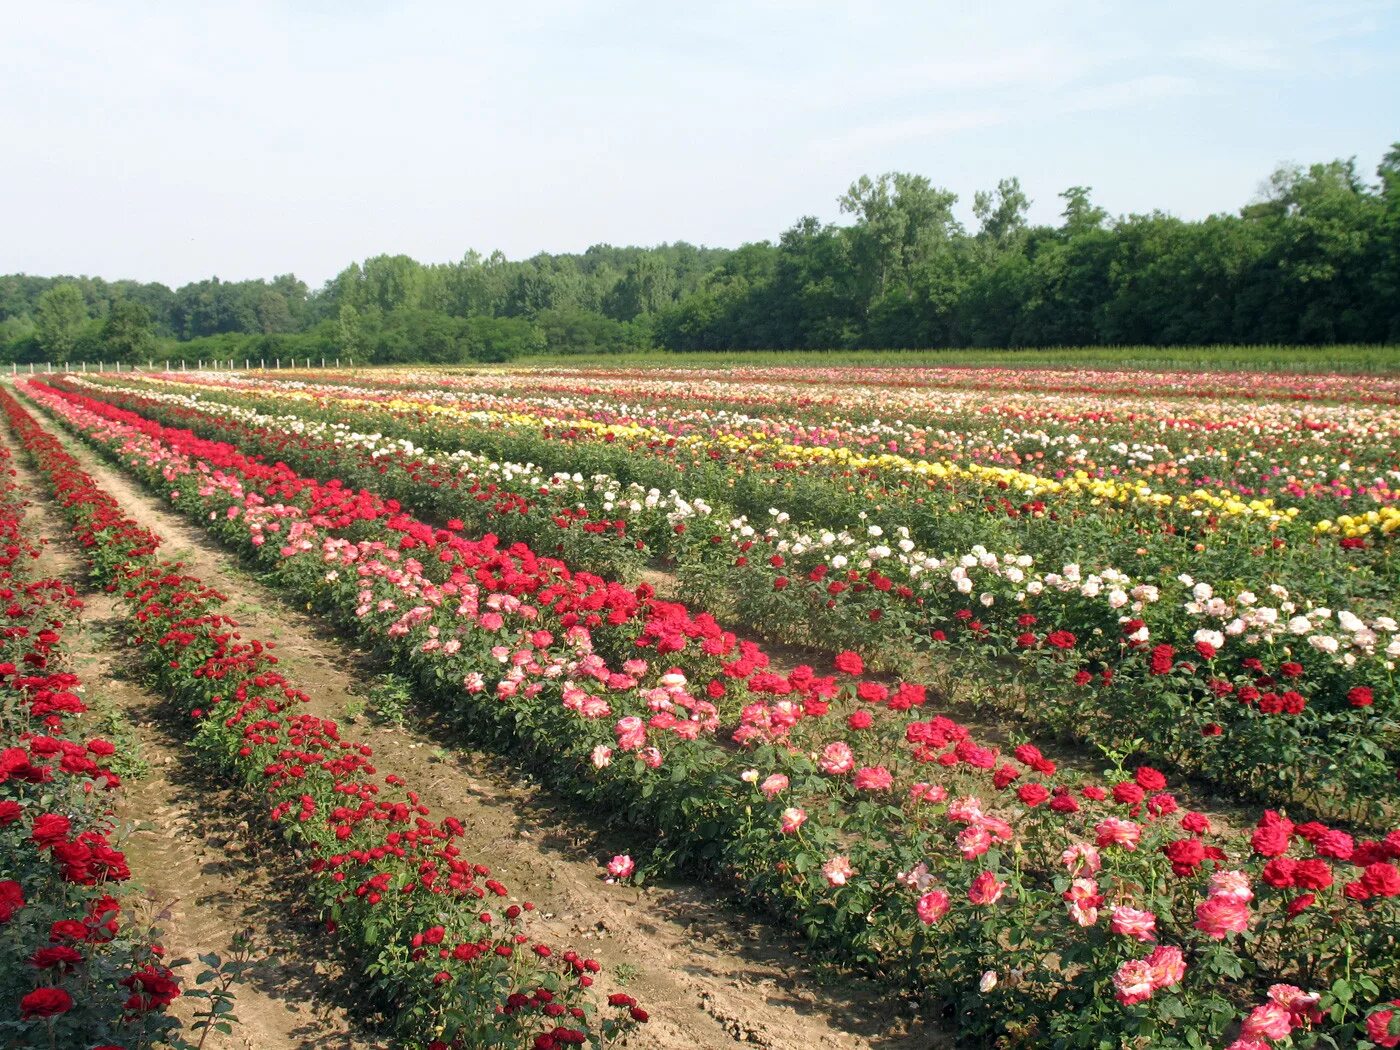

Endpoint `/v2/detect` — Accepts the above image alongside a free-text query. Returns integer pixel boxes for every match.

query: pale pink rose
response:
[760,774,789,798]
[1094,818,1141,850]
[1267,984,1320,1020]
[1145,944,1185,989]
[780,807,807,834]
[614,716,646,751]
[947,796,984,824]
[957,825,993,859]
[1064,878,1101,927]
[980,816,1014,842]
[819,741,856,775]
[1112,959,1155,1005]
[916,889,950,924]
[1241,1002,1294,1041]
[853,766,894,791]
[590,745,612,768]
[1061,842,1102,876]
[967,870,1006,905]
[909,782,947,804]
[606,855,635,878]
[822,855,855,887]
[1110,906,1158,942]
[1194,896,1250,939]
[1207,869,1253,904]
[580,696,612,719]
[623,659,649,676]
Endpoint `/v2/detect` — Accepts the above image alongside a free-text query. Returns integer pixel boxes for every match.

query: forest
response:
[2,146,1397,364]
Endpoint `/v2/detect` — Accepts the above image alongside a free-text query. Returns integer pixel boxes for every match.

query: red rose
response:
[1292,859,1334,890]
[833,651,863,676]
[20,986,72,1018]
[1261,858,1297,888]
[1361,861,1400,898]
[30,812,71,849]
[1163,838,1207,876]
[1018,783,1050,807]
[1348,686,1374,707]
[1134,766,1167,791]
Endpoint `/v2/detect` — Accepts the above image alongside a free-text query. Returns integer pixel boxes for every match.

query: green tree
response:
[35,282,88,359]
[101,299,155,360]
[1059,186,1109,237]
[838,173,960,315]
[973,177,1031,246]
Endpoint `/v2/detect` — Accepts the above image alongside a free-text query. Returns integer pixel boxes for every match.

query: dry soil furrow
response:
[25,398,936,1049]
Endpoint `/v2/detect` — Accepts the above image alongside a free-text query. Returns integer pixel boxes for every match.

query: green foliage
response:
[34,282,88,359]
[100,299,154,360]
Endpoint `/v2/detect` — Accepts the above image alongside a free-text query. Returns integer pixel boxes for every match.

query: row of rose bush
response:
[0,387,645,1050]
[157,368,1400,547]
[183,366,1400,513]
[0,413,200,1047]
[67,377,1399,820]
[24,379,1400,1048]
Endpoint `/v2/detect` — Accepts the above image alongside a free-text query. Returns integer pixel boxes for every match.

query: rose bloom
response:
[818,741,855,775]
[1208,869,1254,904]
[1112,959,1155,1005]
[1268,984,1321,1022]
[1061,842,1102,876]
[909,782,947,804]
[1110,906,1158,942]
[590,745,612,769]
[20,987,72,1019]
[1146,944,1186,989]
[1064,878,1102,927]
[916,889,950,925]
[957,825,993,860]
[1241,1002,1294,1041]
[1194,896,1250,939]
[967,870,1006,905]
[760,773,789,798]
[822,855,855,887]
[852,766,893,791]
[1367,1001,1400,1048]
[780,807,807,834]
[1094,818,1141,851]
[947,796,984,824]
[606,855,635,879]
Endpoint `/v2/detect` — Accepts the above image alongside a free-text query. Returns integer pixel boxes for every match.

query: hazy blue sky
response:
[3,1,1397,287]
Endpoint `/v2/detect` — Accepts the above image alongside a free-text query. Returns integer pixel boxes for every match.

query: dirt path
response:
[18,404,938,1048]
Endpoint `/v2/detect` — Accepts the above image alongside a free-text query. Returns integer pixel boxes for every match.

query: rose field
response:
[1,362,1399,1050]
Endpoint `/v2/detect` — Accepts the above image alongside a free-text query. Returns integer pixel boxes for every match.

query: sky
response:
[2,0,1397,289]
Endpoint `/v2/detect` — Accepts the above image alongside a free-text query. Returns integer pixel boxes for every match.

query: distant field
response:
[499,344,1400,373]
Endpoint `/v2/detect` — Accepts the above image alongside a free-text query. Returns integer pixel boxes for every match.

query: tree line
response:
[3,145,1397,363]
